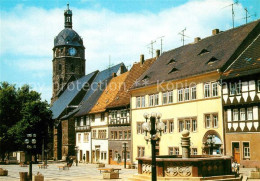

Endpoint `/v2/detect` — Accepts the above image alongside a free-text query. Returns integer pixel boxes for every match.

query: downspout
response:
[220,78,226,155]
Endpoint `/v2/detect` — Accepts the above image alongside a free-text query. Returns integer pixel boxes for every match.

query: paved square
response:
[0,163,137,181]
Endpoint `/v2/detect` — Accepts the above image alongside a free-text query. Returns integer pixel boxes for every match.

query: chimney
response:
[120,64,124,74]
[140,54,144,64]
[194,37,201,43]
[111,72,117,77]
[156,49,160,58]
[212,29,219,35]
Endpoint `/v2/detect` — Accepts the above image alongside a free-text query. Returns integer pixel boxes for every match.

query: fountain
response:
[131,130,241,181]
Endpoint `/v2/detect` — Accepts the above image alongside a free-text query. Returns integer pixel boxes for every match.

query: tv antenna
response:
[157,36,165,53]
[222,0,239,28]
[146,40,156,58]
[107,55,114,74]
[178,28,189,46]
[241,8,256,24]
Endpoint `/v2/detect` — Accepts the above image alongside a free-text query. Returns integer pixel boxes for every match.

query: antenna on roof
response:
[157,36,165,53]
[146,40,156,58]
[107,55,114,75]
[240,8,256,24]
[222,0,239,28]
[178,28,189,46]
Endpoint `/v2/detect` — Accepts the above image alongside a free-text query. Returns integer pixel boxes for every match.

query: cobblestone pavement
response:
[0,163,138,181]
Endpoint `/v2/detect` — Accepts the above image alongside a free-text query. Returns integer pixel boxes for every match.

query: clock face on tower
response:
[68,47,77,56]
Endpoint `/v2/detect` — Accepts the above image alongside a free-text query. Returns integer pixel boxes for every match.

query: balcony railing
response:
[75,125,90,132]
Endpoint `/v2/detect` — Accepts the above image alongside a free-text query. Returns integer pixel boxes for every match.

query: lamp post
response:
[142,112,165,181]
[75,146,79,166]
[206,135,216,155]
[122,142,128,169]
[25,133,37,181]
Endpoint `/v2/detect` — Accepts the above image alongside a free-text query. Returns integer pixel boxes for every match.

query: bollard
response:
[19,172,28,181]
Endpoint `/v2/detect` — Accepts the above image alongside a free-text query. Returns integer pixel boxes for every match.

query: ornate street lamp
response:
[122,142,128,168]
[25,133,37,181]
[75,146,79,166]
[142,112,165,181]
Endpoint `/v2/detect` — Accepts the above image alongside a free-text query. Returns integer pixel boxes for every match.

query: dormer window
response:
[168,67,178,74]
[206,57,218,65]
[198,49,209,56]
[167,58,176,65]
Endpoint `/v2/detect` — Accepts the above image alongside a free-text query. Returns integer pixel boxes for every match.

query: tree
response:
[0,82,52,161]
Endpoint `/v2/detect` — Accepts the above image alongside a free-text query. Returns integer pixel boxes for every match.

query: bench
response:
[38,164,48,169]
[98,168,121,179]
[58,165,69,170]
[98,168,121,174]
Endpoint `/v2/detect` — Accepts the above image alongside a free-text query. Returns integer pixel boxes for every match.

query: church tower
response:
[51,4,85,103]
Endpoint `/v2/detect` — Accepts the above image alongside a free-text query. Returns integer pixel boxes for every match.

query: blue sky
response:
[0,0,259,102]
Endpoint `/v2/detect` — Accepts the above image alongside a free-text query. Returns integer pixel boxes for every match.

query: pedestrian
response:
[83,154,86,163]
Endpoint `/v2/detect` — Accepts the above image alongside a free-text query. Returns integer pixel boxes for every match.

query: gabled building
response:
[130,20,260,163]
[106,55,157,165]
[221,33,260,167]
[74,71,128,163]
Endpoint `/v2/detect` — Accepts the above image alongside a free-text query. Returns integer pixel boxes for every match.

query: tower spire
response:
[64,3,72,29]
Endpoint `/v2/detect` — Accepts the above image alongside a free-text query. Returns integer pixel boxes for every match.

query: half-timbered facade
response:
[222,32,260,167]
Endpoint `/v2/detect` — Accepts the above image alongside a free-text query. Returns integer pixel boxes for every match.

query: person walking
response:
[83,154,86,163]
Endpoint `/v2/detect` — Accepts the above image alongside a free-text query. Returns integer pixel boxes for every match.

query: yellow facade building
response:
[130,21,260,163]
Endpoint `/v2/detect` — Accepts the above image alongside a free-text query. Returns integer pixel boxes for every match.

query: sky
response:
[0,0,259,103]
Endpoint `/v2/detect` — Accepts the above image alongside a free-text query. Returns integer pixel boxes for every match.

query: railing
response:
[75,125,90,132]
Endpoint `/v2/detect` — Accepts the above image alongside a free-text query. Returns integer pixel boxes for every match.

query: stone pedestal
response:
[0,168,8,176]
[181,130,190,158]
[19,172,28,181]
[96,163,105,168]
[33,174,44,181]
[103,172,119,179]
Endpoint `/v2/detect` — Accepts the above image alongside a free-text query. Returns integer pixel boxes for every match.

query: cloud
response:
[0,0,247,102]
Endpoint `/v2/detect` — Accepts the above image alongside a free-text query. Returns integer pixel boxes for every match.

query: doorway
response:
[232,142,240,163]
[80,150,83,161]
[92,151,95,163]
[96,149,100,163]
[109,150,112,164]
[86,151,89,163]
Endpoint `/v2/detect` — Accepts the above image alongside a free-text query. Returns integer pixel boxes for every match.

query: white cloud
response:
[0,0,247,101]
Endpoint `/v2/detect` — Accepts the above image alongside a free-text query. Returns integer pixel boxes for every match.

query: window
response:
[213,115,218,128]
[77,118,80,126]
[124,131,128,139]
[121,110,127,118]
[83,133,89,143]
[59,64,62,71]
[78,133,81,143]
[128,130,131,139]
[163,121,168,133]
[168,91,173,103]
[149,95,154,106]
[212,82,218,97]
[185,87,190,101]
[111,131,114,139]
[169,147,174,155]
[237,82,242,94]
[179,120,184,132]
[119,131,123,139]
[162,92,168,104]
[154,94,159,106]
[230,83,236,95]
[204,83,210,98]
[90,114,95,122]
[233,109,239,121]
[240,108,246,121]
[205,115,211,128]
[192,148,197,155]
[185,120,190,131]
[247,107,253,120]
[83,116,86,125]
[169,120,174,133]
[101,113,105,121]
[114,131,118,139]
[136,97,141,108]
[192,119,197,132]
[243,142,250,159]
[141,96,146,107]
[178,89,183,102]
[137,122,143,134]
[191,86,196,100]
[138,147,145,157]
[258,80,260,92]
[174,147,179,155]
[92,130,96,138]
